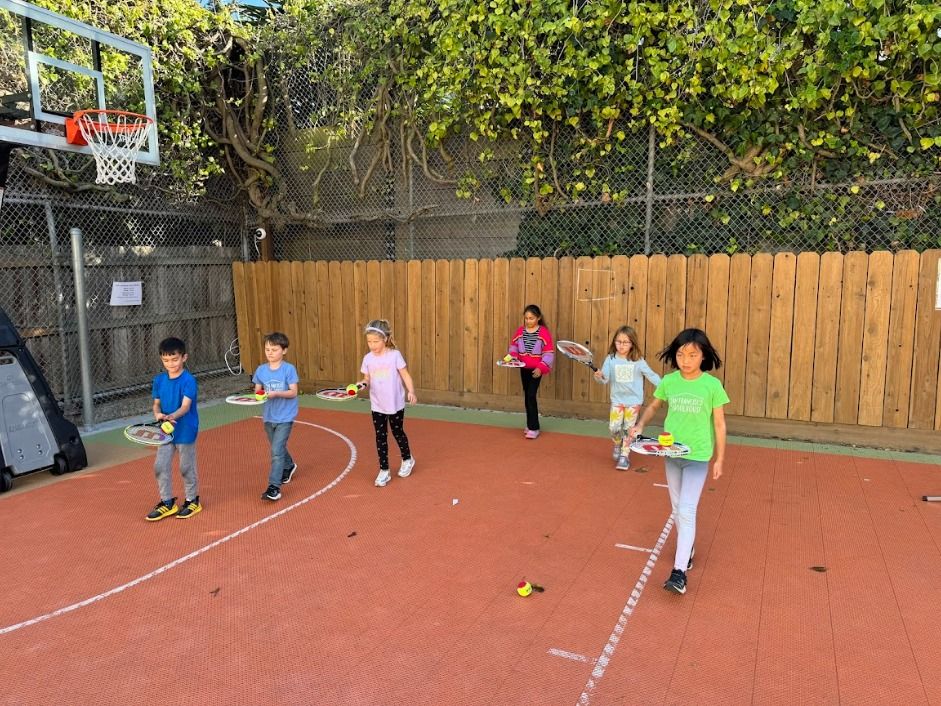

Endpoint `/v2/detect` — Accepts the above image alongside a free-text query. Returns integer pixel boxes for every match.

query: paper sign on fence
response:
[110,281,142,306]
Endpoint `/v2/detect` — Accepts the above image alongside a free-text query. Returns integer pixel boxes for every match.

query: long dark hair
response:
[524,304,546,327]
[657,328,722,371]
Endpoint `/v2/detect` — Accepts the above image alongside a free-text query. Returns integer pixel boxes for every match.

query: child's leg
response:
[663,458,709,572]
[520,369,542,430]
[622,405,641,457]
[387,409,411,460]
[153,444,176,501]
[608,404,626,451]
[177,443,199,500]
[371,411,391,469]
[264,421,292,487]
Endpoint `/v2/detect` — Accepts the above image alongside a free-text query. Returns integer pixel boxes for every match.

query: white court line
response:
[577,516,674,705]
[614,543,655,553]
[548,648,596,664]
[0,420,356,636]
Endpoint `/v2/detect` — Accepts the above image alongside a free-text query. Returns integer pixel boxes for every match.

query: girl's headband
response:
[364,325,388,337]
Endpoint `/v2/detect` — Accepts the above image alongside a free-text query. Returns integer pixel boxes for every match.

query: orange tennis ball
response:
[658,432,674,447]
[517,581,533,597]
[160,421,175,434]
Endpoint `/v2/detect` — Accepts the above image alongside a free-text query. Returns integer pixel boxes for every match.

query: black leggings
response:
[371,409,411,470]
[519,368,543,431]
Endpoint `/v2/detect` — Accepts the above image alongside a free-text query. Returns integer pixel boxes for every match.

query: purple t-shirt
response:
[361,349,407,414]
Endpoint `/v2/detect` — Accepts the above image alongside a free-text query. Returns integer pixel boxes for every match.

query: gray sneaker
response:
[612,444,621,461]
[615,455,630,471]
[398,457,416,478]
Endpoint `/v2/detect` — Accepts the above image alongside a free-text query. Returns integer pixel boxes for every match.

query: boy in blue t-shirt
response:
[253,332,300,502]
[147,337,200,521]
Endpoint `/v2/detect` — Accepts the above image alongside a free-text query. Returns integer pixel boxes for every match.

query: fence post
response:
[44,204,72,413]
[69,227,95,429]
[644,124,656,255]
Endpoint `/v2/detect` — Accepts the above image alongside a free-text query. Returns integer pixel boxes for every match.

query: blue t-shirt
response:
[253,361,300,423]
[152,370,199,444]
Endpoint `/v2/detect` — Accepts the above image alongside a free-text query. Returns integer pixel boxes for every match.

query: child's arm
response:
[508,328,521,358]
[638,358,662,387]
[593,356,610,383]
[711,405,727,480]
[153,397,164,421]
[157,395,192,423]
[399,367,417,404]
[268,383,298,399]
[630,398,662,439]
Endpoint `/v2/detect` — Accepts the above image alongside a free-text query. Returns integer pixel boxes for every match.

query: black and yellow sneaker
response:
[176,497,202,519]
[146,498,178,521]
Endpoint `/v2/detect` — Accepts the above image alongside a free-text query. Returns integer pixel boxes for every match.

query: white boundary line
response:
[0,420,356,636]
[577,516,674,705]
[614,543,655,553]
[548,648,596,664]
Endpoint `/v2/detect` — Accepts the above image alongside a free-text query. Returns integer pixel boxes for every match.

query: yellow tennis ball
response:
[517,581,533,597]
[255,392,267,401]
[160,421,175,434]
[504,354,513,362]
[658,432,674,447]
[345,383,359,395]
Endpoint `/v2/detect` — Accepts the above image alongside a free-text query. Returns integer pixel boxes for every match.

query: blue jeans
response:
[264,421,295,488]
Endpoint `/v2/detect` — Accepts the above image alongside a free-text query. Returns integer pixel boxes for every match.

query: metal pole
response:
[69,227,94,429]
[45,204,72,413]
[643,124,656,255]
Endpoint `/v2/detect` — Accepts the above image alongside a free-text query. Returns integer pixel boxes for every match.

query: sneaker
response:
[525,429,541,439]
[664,569,688,594]
[615,455,630,471]
[262,485,281,501]
[687,546,696,571]
[145,498,178,521]
[375,469,392,487]
[282,463,298,485]
[398,457,416,478]
[176,497,202,519]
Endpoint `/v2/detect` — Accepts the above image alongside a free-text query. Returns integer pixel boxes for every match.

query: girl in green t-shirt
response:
[631,328,729,596]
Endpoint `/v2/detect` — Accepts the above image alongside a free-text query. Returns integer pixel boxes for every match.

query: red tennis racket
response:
[316,381,368,401]
[556,339,598,372]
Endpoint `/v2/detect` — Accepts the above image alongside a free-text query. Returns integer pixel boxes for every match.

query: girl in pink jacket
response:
[508,304,555,438]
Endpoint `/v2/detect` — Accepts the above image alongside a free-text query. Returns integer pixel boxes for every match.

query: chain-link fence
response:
[266,55,941,261]
[0,151,247,426]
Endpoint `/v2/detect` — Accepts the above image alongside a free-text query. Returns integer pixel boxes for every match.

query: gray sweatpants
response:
[154,442,198,502]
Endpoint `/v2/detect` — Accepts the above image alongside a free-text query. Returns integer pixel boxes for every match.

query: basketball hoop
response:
[65,109,154,185]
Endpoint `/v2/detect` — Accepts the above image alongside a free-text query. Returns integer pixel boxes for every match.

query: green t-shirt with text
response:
[654,371,730,462]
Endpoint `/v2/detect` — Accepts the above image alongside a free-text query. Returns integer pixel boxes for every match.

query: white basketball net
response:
[76,111,152,185]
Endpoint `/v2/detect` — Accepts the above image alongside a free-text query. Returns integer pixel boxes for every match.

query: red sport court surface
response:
[2,403,940,705]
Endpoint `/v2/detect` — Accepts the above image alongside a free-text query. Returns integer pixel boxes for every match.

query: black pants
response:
[519,368,542,431]
[371,409,411,470]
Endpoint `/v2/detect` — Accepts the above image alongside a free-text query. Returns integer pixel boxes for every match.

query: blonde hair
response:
[364,319,397,349]
[607,325,642,361]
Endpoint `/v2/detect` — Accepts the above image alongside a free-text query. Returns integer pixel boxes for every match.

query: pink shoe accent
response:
[525,429,540,439]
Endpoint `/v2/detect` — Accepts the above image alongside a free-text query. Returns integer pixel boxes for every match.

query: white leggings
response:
[664,457,709,572]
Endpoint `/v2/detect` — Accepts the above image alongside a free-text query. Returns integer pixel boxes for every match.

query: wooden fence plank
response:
[525,257,543,315]
[811,253,844,423]
[883,251,920,428]
[766,253,796,419]
[589,257,613,403]
[744,253,772,417]
[462,259,479,393]
[834,251,868,424]
[664,254,687,343]
[607,254,631,359]
[449,260,464,393]
[477,259,493,395]
[857,251,893,427]
[406,260,422,388]
[627,254,649,363]
[314,261,332,380]
[420,260,436,390]
[491,258,509,396]
[393,260,408,355]
[555,257,575,401]
[289,261,310,380]
[434,260,450,391]
[645,255,668,380]
[540,257,560,399]
[910,250,941,429]
[705,254,730,387]
[686,254,709,330]
[366,260,382,321]
[788,252,819,421]
[725,254,751,416]
[301,261,322,380]
[572,255,594,402]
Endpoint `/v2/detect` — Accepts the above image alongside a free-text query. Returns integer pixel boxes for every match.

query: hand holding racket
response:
[496,354,525,368]
[556,339,598,372]
[226,393,266,406]
[124,422,174,446]
[316,381,368,401]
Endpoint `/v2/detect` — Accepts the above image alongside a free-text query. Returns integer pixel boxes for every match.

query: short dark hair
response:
[159,337,186,356]
[265,331,289,349]
[657,328,722,371]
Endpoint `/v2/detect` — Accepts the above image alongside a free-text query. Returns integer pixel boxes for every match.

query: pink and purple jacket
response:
[508,325,555,375]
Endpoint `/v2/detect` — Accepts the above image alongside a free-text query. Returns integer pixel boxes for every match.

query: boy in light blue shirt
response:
[253,332,300,501]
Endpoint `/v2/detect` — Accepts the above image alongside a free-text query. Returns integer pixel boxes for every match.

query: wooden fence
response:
[233,251,941,444]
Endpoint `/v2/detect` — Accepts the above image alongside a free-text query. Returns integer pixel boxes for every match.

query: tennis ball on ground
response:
[658,432,674,447]
[345,383,359,395]
[160,420,175,434]
[517,581,533,597]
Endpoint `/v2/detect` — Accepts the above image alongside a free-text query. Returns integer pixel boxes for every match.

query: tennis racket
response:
[496,357,526,368]
[316,381,368,401]
[629,435,691,457]
[226,393,266,406]
[124,423,174,446]
[556,339,598,372]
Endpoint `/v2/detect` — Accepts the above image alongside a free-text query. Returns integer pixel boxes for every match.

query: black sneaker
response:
[176,497,202,518]
[146,498,178,521]
[687,546,695,571]
[262,484,281,501]
[281,463,298,485]
[664,569,687,594]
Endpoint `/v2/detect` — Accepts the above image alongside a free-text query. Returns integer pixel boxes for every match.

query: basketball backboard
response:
[0,0,158,166]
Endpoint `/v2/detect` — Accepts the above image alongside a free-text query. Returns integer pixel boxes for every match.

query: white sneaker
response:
[398,457,416,478]
[374,469,391,487]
